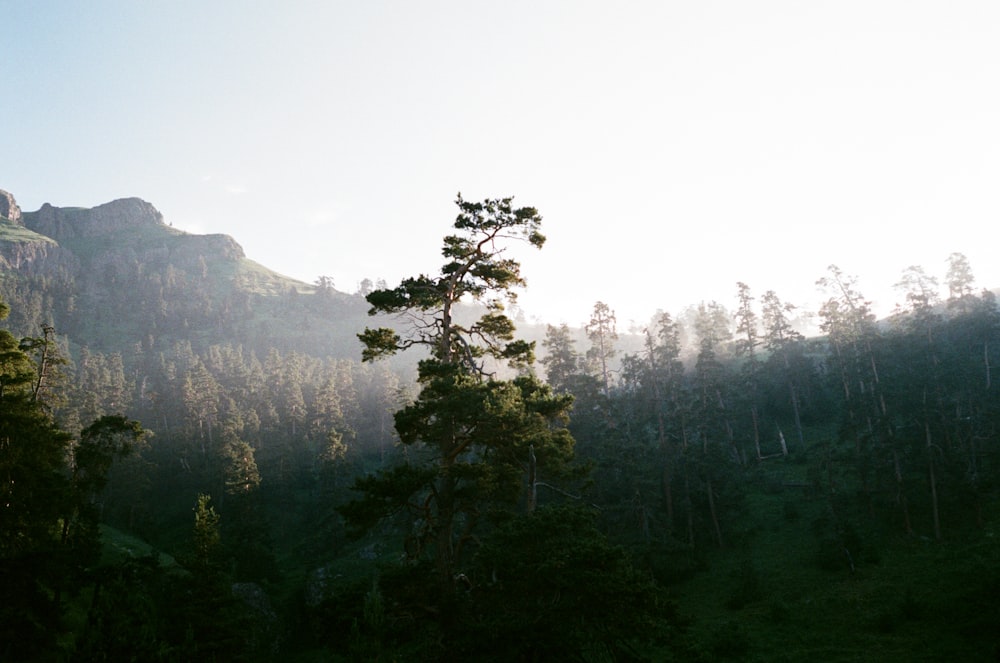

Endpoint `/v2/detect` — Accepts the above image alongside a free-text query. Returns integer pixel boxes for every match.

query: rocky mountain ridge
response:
[2,190,247,271]
[26,196,166,240]
[0,188,363,357]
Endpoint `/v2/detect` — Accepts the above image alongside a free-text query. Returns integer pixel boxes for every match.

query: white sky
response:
[3,1,1000,329]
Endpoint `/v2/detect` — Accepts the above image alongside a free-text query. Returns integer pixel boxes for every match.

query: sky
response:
[3,1,1000,330]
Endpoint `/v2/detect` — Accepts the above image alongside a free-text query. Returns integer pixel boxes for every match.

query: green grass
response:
[98,524,185,572]
[0,217,55,243]
[235,258,315,296]
[668,459,1000,662]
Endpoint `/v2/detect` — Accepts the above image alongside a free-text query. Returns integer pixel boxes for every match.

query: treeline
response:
[557,258,998,554]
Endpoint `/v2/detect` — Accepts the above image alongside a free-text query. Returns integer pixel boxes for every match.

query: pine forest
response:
[2,191,999,661]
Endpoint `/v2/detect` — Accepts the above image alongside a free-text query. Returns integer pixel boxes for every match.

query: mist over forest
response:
[2,189,999,661]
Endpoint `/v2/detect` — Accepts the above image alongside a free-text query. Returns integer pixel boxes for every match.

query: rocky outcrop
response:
[231,583,281,655]
[0,190,77,277]
[172,233,245,262]
[0,239,78,278]
[0,189,21,224]
[25,197,165,242]
[6,193,246,279]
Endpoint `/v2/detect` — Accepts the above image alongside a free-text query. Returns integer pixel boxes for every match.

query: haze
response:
[4,1,999,326]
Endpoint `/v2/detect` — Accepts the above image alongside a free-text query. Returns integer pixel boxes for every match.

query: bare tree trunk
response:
[892,449,913,536]
[653,385,673,531]
[684,473,694,547]
[717,389,743,465]
[634,490,650,542]
[661,461,674,535]
[790,381,805,450]
[926,422,941,540]
[31,325,56,402]
[751,405,762,461]
[985,341,992,389]
[526,445,537,513]
[707,479,723,549]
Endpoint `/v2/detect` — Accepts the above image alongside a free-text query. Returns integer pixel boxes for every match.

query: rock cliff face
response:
[0,187,375,360]
[25,197,166,241]
[0,190,78,277]
[0,189,21,224]
[0,191,246,278]
[0,238,79,278]
[0,186,330,354]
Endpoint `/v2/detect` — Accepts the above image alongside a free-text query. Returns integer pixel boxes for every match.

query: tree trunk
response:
[926,422,941,540]
[751,405,762,461]
[716,389,743,465]
[892,449,913,536]
[653,379,673,531]
[434,471,457,592]
[684,472,694,547]
[706,478,723,549]
[31,326,56,402]
[661,461,674,535]
[984,341,992,389]
[789,379,805,450]
[526,445,537,513]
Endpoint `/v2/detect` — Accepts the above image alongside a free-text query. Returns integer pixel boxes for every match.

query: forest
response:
[2,194,1000,661]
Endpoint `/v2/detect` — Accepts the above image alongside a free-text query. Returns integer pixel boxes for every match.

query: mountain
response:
[0,189,371,358]
[0,188,623,368]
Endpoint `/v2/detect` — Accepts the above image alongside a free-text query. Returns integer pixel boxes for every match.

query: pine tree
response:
[761,289,808,452]
[585,300,618,394]
[343,195,577,596]
[540,323,582,393]
[0,299,75,659]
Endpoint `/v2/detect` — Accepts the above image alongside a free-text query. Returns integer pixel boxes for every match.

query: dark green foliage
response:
[0,550,67,661]
[707,620,752,659]
[0,319,35,395]
[460,505,694,662]
[71,549,265,662]
[0,302,76,660]
[304,558,456,660]
[724,558,763,609]
[337,463,438,536]
[71,556,170,662]
[356,326,400,362]
[0,390,73,557]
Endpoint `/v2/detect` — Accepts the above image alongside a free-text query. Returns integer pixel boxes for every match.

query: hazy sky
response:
[4,1,1000,329]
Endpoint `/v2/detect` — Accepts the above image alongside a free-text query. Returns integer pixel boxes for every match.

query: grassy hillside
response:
[668,452,1000,662]
[0,217,56,244]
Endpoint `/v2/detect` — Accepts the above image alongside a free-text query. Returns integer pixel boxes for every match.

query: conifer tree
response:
[586,300,618,393]
[761,289,807,451]
[945,251,976,312]
[0,300,75,658]
[540,323,583,393]
[734,282,764,459]
[691,300,735,547]
[343,195,576,594]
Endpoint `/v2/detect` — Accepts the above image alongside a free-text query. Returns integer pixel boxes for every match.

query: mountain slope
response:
[0,189,369,358]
